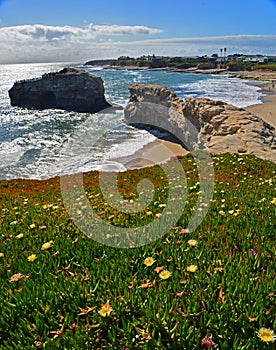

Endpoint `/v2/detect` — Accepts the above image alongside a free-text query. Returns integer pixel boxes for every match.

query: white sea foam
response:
[0,63,266,179]
[176,75,264,108]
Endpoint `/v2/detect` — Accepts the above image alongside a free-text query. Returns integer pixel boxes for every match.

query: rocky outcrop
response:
[9,68,112,113]
[124,84,276,162]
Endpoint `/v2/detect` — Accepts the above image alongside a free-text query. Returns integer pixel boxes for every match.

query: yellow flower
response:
[29,224,36,229]
[15,233,24,239]
[0,253,4,258]
[44,304,51,313]
[27,254,37,262]
[187,265,197,273]
[159,270,172,280]
[146,211,152,215]
[228,210,235,215]
[144,257,155,267]
[99,302,112,317]
[41,240,54,250]
[188,239,198,247]
[257,328,276,343]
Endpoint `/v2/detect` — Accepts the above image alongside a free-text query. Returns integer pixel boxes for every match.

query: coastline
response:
[2,64,276,177]
[100,63,276,79]
[115,74,276,170]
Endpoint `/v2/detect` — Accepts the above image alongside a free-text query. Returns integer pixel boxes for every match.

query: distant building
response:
[266,56,276,62]
[225,54,274,63]
[138,55,154,61]
[118,56,134,60]
[226,55,244,62]
[243,55,266,63]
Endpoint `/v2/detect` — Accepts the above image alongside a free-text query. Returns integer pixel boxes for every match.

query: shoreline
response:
[113,75,276,171]
[115,137,189,171]
[245,80,276,128]
[98,63,276,79]
[2,66,276,178]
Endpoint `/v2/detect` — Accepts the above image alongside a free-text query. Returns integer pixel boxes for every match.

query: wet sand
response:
[116,137,189,170]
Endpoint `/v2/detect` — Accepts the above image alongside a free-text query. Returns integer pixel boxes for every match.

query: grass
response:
[253,63,276,71]
[0,153,275,349]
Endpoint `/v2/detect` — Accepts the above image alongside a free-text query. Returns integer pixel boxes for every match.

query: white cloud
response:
[0,25,275,64]
[109,34,276,59]
[0,23,163,42]
[118,35,276,53]
[93,24,162,36]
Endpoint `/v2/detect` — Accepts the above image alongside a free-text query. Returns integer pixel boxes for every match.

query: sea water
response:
[0,62,265,180]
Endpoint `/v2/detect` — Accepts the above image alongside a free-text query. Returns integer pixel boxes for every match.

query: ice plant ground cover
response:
[0,153,275,349]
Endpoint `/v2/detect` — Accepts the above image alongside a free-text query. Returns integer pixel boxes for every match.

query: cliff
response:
[124,84,276,162]
[9,68,112,113]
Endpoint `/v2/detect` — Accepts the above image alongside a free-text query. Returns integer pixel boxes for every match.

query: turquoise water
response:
[0,62,264,179]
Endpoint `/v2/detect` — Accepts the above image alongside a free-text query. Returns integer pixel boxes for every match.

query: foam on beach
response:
[0,63,270,179]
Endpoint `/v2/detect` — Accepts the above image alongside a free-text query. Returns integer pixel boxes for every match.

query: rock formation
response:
[124,84,276,162]
[9,68,112,113]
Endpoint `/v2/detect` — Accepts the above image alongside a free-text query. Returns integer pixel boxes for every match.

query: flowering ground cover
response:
[0,153,275,349]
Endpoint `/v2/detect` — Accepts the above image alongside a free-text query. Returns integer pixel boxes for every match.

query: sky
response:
[0,0,276,64]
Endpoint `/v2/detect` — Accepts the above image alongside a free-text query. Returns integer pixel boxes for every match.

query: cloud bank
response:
[0,24,275,64]
[0,23,163,42]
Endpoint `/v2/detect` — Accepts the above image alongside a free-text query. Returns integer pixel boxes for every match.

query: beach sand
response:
[245,81,276,128]
[115,78,276,170]
[116,136,189,170]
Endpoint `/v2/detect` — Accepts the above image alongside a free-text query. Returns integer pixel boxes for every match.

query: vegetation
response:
[85,56,276,73]
[254,62,276,71]
[226,61,255,71]
[85,56,217,70]
[227,61,276,72]
[0,153,275,349]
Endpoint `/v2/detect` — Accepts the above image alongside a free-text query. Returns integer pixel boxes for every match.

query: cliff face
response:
[9,68,111,113]
[125,84,276,162]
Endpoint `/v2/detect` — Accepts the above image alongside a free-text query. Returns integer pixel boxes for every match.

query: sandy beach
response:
[116,74,276,170]
[116,136,189,170]
[245,80,276,128]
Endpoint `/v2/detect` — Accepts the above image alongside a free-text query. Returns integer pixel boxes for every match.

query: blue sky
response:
[0,0,276,63]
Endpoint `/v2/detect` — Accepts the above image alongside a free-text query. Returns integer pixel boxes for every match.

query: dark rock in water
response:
[8,67,112,113]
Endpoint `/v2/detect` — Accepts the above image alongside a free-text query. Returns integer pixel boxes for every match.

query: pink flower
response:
[202,336,214,348]
[9,273,24,282]
[248,249,257,256]
[181,228,189,234]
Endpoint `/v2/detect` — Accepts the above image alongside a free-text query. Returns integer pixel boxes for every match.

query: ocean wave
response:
[0,63,265,179]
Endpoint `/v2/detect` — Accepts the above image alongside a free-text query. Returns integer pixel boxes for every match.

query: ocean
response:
[0,62,265,180]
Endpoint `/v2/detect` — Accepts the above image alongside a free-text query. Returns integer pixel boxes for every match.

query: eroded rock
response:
[9,68,112,113]
[125,83,276,162]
